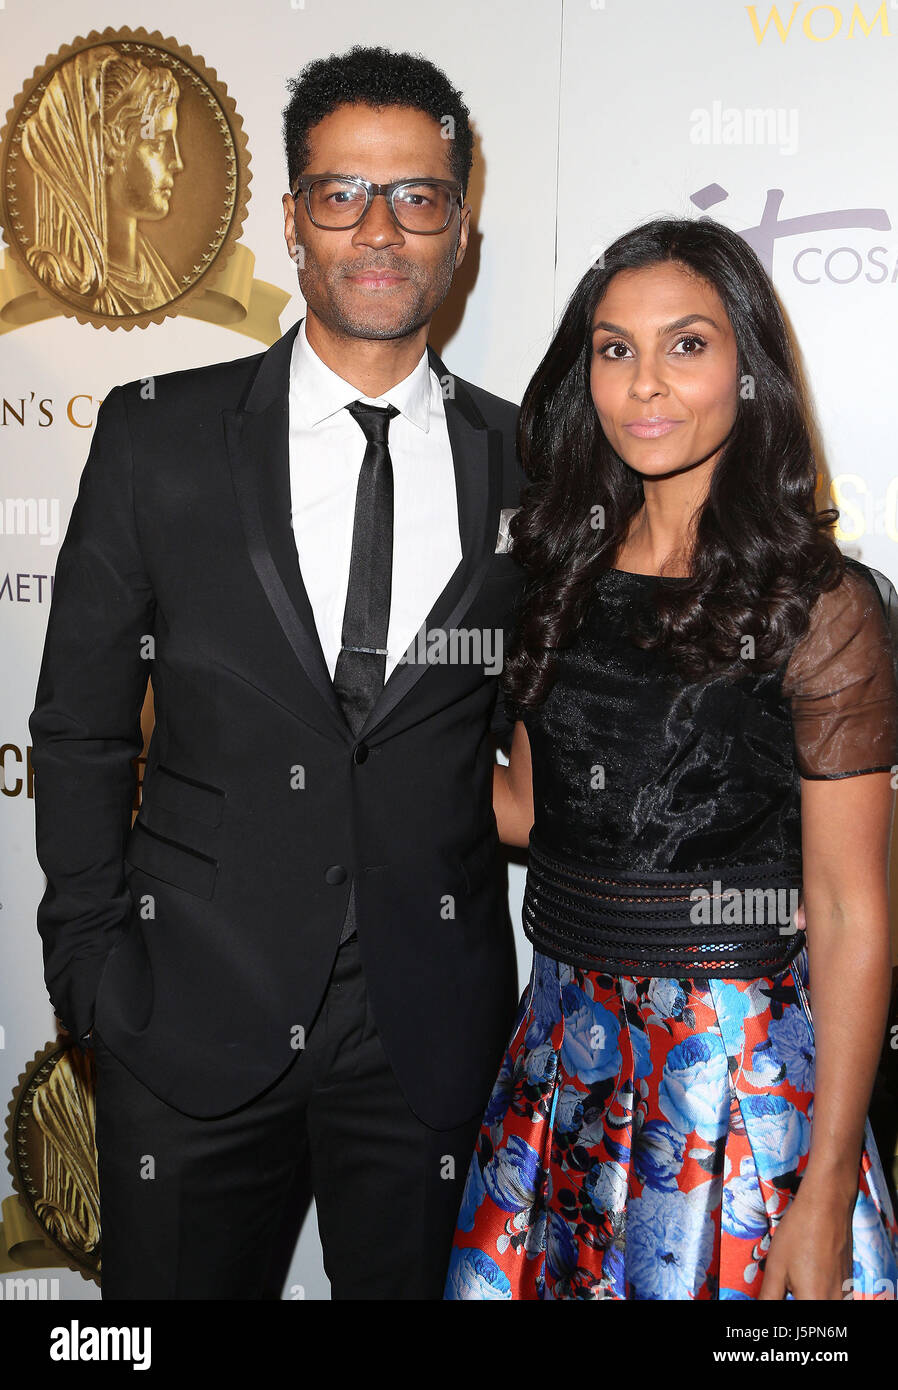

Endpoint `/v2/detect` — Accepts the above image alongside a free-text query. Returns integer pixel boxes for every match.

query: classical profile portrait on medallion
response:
[23,46,185,316]
[0,27,251,330]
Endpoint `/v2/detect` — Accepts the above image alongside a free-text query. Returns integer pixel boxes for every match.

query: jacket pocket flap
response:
[125,821,218,900]
[150,765,225,827]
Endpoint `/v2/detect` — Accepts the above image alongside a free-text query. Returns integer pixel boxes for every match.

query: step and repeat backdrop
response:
[0,0,895,1299]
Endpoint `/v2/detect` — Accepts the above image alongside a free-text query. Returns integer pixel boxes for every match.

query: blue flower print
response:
[554,1084,585,1135]
[713,981,752,1037]
[850,1190,898,1291]
[444,1246,511,1299]
[524,1042,557,1087]
[583,1159,628,1215]
[659,1033,730,1142]
[767,1004,815,1092]
[559,985,621,1085]
[483,1047,516,1126]
[625,1185,715,1299]
[456,1150,487,1232]
[633,1119,686,1193]
[628,1017,653,1081]
[747,1038,785,1087]
[721,1153,769,1240]
[483,1134,541,1213]
[646,977,688,1020]
[525,952,561,1048]
[740,1094,810,1179]
[546,1209,579,1281]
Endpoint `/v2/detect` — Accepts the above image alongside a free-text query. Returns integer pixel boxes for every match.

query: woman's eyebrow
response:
[592,313,722,337]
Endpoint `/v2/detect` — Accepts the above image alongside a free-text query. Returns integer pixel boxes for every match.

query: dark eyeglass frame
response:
[292,174,463,234]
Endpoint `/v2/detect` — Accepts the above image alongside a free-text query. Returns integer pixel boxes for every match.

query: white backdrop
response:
[1,0,895,1300]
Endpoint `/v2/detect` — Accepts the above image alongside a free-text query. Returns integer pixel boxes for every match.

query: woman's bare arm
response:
[759,769,895,1299]
[493,720,534,848]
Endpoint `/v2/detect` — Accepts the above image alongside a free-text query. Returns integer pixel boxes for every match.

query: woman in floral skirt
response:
[445,217,898,1301]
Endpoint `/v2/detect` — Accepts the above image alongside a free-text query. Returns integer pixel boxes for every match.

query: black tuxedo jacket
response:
[29,318,525,1127]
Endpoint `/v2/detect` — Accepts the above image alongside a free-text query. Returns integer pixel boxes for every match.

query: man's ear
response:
[454,205,471,269]
[283,192,300,257]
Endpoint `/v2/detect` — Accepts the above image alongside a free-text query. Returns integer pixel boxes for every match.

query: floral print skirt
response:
[444,945,898,1300]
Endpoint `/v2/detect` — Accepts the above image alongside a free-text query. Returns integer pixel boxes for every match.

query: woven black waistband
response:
[522,837,805,979]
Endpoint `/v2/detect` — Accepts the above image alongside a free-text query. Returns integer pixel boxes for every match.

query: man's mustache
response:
[338,261,417,277]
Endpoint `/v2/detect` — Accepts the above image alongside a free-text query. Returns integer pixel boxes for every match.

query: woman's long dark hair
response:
[503,216,844,711]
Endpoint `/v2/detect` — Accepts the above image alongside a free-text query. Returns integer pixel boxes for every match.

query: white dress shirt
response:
[287,317,462,683]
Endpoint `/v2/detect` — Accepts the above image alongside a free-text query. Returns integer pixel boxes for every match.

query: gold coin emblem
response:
[5,1041,100,1282]
[0,27,251,330]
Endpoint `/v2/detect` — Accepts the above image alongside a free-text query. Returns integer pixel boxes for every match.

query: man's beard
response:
[296,242,458,341]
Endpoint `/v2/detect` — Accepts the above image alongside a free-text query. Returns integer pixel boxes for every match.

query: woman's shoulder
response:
[841,556,898,630]
[789,557,895,675]
[783,554,898,778]
[830,555,893,605]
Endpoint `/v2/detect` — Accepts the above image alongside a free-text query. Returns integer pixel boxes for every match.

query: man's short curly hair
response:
[282,45,474,199]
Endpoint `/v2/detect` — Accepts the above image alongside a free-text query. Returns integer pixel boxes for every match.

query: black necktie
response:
[333,400,400,736]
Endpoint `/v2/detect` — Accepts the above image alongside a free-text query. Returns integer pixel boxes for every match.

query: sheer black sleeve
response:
[783,561,898,779]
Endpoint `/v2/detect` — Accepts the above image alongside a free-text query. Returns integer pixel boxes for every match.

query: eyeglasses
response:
[293,174,463,234]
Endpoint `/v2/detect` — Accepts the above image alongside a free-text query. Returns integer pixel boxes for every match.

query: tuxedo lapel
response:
[223,320,350,739]
[223,322,504,745]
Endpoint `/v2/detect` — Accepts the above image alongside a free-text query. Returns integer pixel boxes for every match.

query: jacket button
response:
[325,865,347,885]
[353,742,369,764]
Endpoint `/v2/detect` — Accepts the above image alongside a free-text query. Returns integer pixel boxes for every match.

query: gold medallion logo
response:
[3,1042,100,1283]
[0,28,288,341]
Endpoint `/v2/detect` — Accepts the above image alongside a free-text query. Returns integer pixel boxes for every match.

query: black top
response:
[523,557,898,876]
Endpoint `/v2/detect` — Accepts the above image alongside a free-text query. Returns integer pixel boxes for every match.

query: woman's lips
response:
[623,419,684,438]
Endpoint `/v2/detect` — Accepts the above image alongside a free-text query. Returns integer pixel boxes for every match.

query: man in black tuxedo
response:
[29,46,524,1299]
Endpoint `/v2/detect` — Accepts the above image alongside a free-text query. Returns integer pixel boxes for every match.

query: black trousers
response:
[93,933,481,1299]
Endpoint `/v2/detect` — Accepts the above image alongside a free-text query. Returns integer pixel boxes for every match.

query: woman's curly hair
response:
[503,216,844,711]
